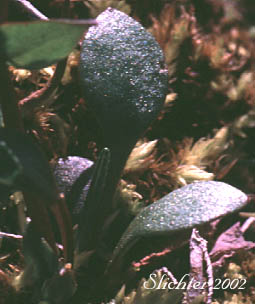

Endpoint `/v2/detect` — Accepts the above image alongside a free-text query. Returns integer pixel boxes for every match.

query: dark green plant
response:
[108,181,248,274]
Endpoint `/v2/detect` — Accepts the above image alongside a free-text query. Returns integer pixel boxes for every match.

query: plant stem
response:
[0,231,23,239]
[9,0,48,20]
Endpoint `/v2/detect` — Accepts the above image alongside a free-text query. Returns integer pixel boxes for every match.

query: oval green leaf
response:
[0,19,96,69]
[80,8,168,147]
[110,181,248,269]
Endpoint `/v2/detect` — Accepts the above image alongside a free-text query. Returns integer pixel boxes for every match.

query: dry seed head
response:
[124,140,157,174]
[174,165,214,187]
[184,127,229,167]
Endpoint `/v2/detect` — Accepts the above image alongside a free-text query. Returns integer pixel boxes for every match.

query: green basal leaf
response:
[109,181,248,270]
[80,8,168,146]
[77,147,111,252]
[0,19,96,69]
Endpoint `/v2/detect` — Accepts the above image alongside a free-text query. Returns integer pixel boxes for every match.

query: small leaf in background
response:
[109,181,248,271]
[0,19,96,69]
[80,8,168,147]
[53,156,94,222]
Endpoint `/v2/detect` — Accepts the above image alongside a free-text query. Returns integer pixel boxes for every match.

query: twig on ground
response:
[19,58,67,117]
